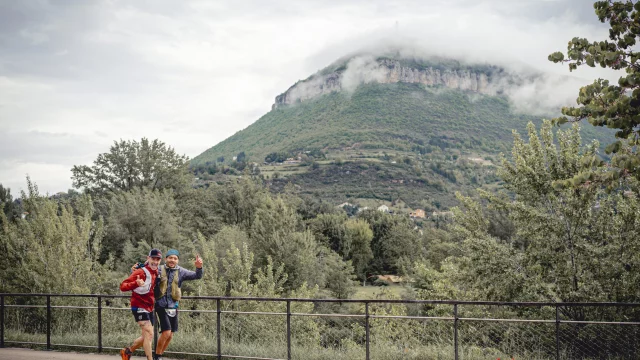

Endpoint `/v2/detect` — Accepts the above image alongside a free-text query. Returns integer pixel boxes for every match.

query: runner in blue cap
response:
[152,249,203,360]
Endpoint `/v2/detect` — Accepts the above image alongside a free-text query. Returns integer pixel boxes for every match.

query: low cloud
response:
[341,55,388,92]
[503,74,588,116]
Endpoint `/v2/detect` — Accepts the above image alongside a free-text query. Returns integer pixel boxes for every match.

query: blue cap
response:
[166,249,180,258]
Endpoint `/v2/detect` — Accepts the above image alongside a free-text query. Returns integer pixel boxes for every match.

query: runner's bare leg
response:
[129,335,144,352]
[138,320,154,360]
[156,330,173,355]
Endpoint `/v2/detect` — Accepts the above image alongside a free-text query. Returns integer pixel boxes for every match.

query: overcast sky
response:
[0,0,622,195]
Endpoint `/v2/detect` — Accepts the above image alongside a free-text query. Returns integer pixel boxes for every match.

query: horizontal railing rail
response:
[1,293,639,360]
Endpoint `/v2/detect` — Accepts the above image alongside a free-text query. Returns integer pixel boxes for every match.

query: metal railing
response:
[1,293,639,359]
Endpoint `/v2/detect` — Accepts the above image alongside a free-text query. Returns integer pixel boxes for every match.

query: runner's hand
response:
[195,254,203,268]
[135,275,144,287]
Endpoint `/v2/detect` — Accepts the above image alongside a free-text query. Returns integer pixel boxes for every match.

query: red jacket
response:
[120,265,158,312]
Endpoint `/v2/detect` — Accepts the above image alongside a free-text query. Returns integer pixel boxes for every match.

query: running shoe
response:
[120,347,132,360]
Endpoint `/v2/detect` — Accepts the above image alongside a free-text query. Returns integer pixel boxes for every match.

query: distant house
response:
[337,202,353,208]
[21,212,29,220]
[409,209,426,219]
[232,156,237,161]
[283,157,301,165]
[377,205,389,213]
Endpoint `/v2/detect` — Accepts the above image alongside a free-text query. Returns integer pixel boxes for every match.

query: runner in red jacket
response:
[119,249,162,360]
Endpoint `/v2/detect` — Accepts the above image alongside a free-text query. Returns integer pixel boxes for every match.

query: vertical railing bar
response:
[0,295,4,348]
[153,309,158,354]
[217,298,222,360]
[46,295,51,350]
[556,305,560,360]
[286,300,291,360]
[365,302,370,360]
[454,303,458,360]
[97,296,102,352]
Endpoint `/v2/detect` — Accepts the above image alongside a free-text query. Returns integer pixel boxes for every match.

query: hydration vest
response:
[156,265,182,301]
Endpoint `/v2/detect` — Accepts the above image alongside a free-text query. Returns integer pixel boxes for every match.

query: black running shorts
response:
[131,309,154,324]
[156,306,179,332]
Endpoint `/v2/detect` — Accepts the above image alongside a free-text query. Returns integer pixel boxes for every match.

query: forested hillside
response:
[191,58,613,209]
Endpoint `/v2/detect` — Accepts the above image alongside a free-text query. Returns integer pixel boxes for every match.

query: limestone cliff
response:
[273,57,512,109]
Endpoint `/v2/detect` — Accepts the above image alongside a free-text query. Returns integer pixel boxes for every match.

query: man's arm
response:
[120,269,145,292]
[179,266,203,281]
[179,254,204,282]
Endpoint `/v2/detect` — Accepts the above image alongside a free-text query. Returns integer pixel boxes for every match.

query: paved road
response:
[0,347,153,359]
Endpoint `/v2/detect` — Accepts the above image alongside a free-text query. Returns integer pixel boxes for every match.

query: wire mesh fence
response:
[1,293,639,359]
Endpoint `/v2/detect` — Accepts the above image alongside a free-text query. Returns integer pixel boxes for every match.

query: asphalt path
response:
[0,347,157,359]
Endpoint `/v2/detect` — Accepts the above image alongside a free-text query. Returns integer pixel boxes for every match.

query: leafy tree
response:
[378,223,424,275]
[358,209,418,274]
[437,122,640,311]
[236,151,246,163]
[71,138,190,193]
[549,0,640,185]
[308,213,348,254]
[0,178,115,294]
[344,219,374,283]
[204,226,251,278]
[211,178,268,231]
[265,152,289,163]
[174,187,222,239]
[0,184,20,221]
[322,248,357,299]
[296,195,338,220]
[307,213,374,281]
[102,188,187,269]
[250,195,320,289]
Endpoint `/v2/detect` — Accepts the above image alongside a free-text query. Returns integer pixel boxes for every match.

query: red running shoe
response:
[120,347,132,360]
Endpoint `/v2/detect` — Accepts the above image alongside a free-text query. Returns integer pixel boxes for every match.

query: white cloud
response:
[341,56,388,92]
[0,161,73,196]
[0,0,623,193]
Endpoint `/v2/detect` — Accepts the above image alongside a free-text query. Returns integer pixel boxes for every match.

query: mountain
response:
[191,54,613,211]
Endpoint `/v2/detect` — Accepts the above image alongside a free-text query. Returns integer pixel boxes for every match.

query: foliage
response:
[357,209,424,274]
[321,247,358,299]
[549,0,640,185]
[344,219,374,282]
[0,178,116,294]
[174,187,222,239]
[250,195,322,289]
[426,122,640,311]
[210,178,268,231]
[102,187,187,270]
[265,151,290,163]
[0,184,21,221]
[72,138,190,193]
[309,213,348,254]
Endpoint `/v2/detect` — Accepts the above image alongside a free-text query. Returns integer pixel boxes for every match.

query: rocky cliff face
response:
[273,58,506,109]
